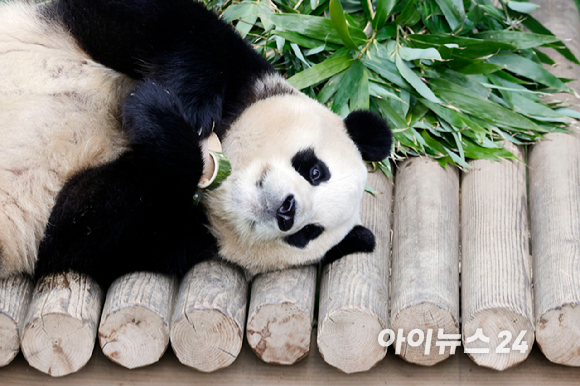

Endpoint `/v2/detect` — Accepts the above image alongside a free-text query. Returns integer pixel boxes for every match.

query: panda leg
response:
[36,155,214,288]
[36,81,215,288]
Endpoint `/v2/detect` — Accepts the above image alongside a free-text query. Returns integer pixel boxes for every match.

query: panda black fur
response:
[0,0,392,287]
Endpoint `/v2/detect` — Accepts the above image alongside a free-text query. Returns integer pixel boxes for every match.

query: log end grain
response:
[247,302,311,365]
[0,275,33,367]
[536,303,580,366]
[317,308,387,374]
[170,308,243,372]
[391,302,459,366]
[20,272,103,377]
[99,304,170,369]
[21,312,96,377]
[463,308,534,371]
[0,313,20,366]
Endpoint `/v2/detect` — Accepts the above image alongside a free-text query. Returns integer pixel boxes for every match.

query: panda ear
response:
[320,225,375,266]
[344,110,392,161]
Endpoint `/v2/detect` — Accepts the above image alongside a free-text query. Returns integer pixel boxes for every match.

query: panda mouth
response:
[284,224,324,249]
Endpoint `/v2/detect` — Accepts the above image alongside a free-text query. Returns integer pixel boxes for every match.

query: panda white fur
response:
[0,0,392,287]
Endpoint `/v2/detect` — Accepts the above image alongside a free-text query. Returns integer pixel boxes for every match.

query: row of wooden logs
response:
[0,124,578,377]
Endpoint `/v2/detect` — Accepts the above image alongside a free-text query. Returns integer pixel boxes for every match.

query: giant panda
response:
[0,0,392,287]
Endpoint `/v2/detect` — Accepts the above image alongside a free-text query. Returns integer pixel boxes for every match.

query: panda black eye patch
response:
[291,148,330,186]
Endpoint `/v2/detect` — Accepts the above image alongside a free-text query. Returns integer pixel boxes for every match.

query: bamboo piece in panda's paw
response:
[246,265,317,365]
[317,170,392,374]
[20,271,103,377]
[98,272,178,369]
[461,143,534,371]
[390,158,460,366]
[170,260,248,372]
[0,275,34,366]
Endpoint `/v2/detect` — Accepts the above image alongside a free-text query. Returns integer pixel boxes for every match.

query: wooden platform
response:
[2,332,580,385]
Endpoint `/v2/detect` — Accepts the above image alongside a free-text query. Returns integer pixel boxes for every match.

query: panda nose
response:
[276,195,295,231]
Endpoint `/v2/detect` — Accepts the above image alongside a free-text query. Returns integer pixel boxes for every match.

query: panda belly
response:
[0,2,132,275]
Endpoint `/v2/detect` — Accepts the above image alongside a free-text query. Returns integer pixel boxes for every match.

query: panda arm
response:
[54,0,273,139]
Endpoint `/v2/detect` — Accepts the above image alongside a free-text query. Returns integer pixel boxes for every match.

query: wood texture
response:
[20,272,103,377]
[2,333,580,386]
[390,158,460,366]
[461,143,534,371]
[99,272,178,369]
[529,0,580,366]
[317,170,392,373]
[246,265,317,365]
[0,275,33,366]
[170,260,248,372]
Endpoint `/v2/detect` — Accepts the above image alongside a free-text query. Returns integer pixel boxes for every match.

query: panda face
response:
[205,93,368,275]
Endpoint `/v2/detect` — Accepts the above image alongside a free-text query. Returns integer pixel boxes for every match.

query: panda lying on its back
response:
[0,0,392,287]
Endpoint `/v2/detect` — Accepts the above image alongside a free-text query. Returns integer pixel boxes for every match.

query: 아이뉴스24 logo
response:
[378,328,529,355]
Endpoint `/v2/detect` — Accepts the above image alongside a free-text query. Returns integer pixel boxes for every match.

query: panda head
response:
[205,91,391,276]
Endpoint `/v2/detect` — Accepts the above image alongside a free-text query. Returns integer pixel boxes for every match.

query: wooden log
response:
[246,265,316,365]
[98,272,178,369]
[170,260,248,372]
[0,275,33,366]
[529,0,580,366]
[530,130,580,366]
[317,170,392,373]
[390,158,460,366]
[461,143,534,371]
[531,0,580,107]
[21,271,103,377]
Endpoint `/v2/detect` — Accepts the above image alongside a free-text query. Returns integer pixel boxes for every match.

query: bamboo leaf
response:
[455,62,505,74]
[433,0,465,31]
[317,70,347,103]
[373,0,397,30]
[521,15,580,65]
[487,54,574,93]
[288,54,354,89]
[332,59,364,113]
[360,0,373,21]
[399,47,442,61]
[261,14,367,46]
[506,1,539,14]
[351,67,370,110]
[235,14,257,38]
[362,46,409,88]
[271,30,341,50]
[369,81,406,103]
[395,55,443,104]
[474,31,560,50]
[395,0,421,26]
[329,0,359,49]
[430,79,546,132]
[374,97,408,128]
[556,108,580,120]
[407,34,516,58]
[222,3,260,22]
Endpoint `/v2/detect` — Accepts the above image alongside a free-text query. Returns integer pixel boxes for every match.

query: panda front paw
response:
[123,79,206,186]
[180,90,224,140]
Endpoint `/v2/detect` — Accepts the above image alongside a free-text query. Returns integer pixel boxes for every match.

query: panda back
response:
[0,2,133,275]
